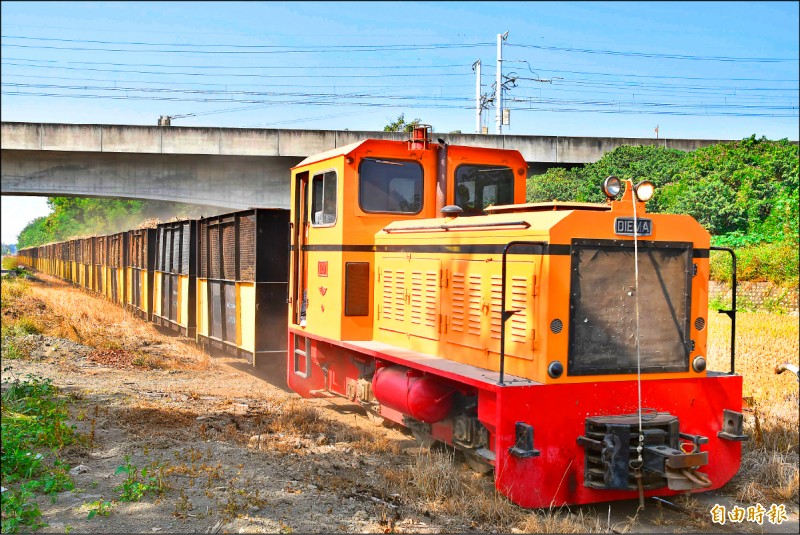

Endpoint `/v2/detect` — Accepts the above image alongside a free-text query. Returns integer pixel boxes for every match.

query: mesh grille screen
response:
[95,238,106,265]
[199,222,208,278]
[129,232,143,268]
[568,240,692,375]
[109,236,121,267]
[181,223,191,274]
[240,215,255,281]
[222,223,236,279]
[209,226,220,279]
[156,230,164,271]
[82,241,91,263]
[171,228,180,272]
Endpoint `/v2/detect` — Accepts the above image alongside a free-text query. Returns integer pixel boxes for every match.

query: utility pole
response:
[473,60,481,134]
[496,31,508,135]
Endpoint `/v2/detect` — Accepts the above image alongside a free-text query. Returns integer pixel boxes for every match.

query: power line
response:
[6,56,797,85]
[4,34,796,62]
[1,34,488,49]
[1,56,471,71]
[4,88,796,118]
[1,42,489,55]
[1,61,472,79]
[508,43,798,63]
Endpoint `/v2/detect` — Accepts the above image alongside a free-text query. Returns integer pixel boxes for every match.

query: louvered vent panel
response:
[410,270,438,329]
[381,270,394,321]
[490,276,502,340]
[450,273,467,333]
[467,274,482,336]
[510,277,529,343]
[393,270,406,322]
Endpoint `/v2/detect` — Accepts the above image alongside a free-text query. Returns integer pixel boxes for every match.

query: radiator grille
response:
[568,239,692,375]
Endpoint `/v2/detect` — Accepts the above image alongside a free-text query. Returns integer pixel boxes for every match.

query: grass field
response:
[707,311,799,505]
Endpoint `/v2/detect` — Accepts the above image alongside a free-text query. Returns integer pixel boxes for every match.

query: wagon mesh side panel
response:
[170,228,180,273]
[222,222,236,280]
[210,226,220,279]
[199,222,208,279]
[240,214,256,282]
[181,223,191,275]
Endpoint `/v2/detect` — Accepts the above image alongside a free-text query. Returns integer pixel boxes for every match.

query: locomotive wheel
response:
[463,450,493,475]
[411,429,436,449]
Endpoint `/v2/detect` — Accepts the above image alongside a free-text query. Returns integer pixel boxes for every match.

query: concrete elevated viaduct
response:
[1,122,730,210]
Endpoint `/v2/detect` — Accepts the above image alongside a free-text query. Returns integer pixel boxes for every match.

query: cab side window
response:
[311,171,337,226]
[455,165,514,216]
[359,158,423,214]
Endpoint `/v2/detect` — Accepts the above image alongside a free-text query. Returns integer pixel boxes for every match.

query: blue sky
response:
[1,1,798,243]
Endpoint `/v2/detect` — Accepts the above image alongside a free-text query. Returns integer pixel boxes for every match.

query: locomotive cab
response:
[287,127,528,346]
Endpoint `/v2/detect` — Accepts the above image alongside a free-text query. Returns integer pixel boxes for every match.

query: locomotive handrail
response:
[383,220,531,233]
[710,246,737,374]
[499,240,548,385]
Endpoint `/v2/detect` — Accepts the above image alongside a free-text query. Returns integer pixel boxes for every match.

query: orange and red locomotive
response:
[286,126,744,508]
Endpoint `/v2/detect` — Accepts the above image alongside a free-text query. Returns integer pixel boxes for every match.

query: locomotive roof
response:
[293,140,367,168]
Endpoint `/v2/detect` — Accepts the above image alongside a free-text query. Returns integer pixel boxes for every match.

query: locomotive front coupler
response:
[577,413,713,492]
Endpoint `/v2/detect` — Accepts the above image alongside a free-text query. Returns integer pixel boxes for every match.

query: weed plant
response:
[1,373,78,533]
[114,455,164,502]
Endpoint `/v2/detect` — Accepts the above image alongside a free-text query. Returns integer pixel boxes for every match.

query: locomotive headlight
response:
[602,176,622,199]
[634,181,655,202]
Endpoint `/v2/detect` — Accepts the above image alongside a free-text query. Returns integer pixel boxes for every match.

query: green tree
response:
[16,197,209,248]
[384,113,426,133]
[526,137,798,245]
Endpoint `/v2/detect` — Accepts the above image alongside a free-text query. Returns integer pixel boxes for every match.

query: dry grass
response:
[707,311,799,504]
[5,269,798,526]
[380,449,598,533]
[8,273,211,371]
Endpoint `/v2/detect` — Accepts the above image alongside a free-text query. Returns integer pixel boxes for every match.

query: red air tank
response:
[372,365,454,423]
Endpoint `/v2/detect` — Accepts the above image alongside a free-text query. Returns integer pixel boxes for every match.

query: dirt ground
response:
[2,273,798,534]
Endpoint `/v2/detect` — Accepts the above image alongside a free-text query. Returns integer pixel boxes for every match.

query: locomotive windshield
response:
[359,158,423,214]
[455,164,514,216]
[567,239,693,375]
